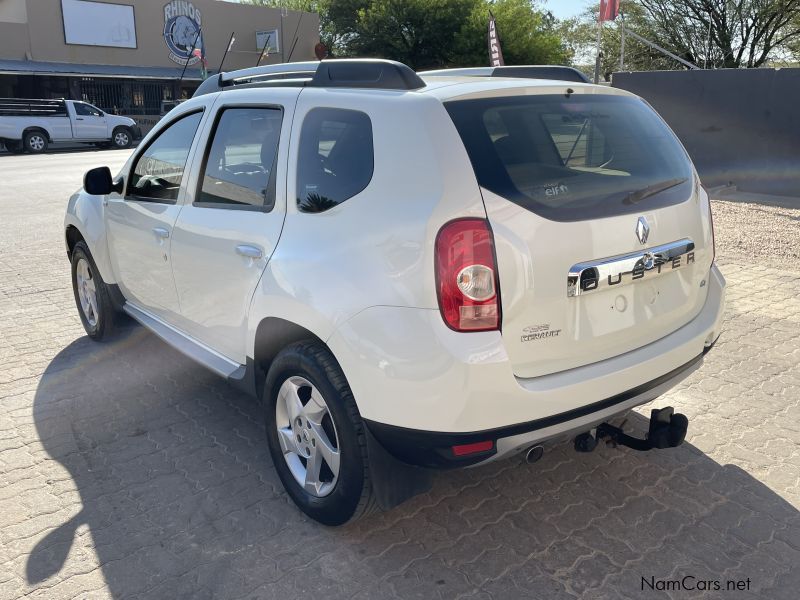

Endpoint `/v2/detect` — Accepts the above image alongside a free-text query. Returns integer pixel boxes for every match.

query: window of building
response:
[127,111,203,202]
[195,107,283,210]
[296,108,373,213]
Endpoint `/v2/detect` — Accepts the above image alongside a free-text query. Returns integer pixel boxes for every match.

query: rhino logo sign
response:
[163,1,203,65]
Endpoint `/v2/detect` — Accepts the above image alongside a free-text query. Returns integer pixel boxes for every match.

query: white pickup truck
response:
[0,98,141,154]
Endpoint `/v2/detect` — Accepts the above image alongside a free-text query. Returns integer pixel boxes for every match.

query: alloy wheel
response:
[275,376,341,497]
[76,258,99,328]
[114,131,129,147]
[28,135,45,151]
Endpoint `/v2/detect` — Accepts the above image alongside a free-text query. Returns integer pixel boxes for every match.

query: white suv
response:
[65,59,725,525]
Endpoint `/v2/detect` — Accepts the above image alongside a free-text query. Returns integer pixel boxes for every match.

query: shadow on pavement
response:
[29,327,799,599]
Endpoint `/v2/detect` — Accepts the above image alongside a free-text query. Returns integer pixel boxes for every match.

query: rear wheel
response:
[111,127,131,149]
[70,241,117,340]
[264,341,376,525]
[4,140,24,154]
[23,131,48,153]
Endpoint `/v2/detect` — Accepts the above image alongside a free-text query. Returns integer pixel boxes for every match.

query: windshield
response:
[445,94,694,221]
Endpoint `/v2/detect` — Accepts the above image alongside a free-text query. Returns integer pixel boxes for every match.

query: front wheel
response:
[264,341,376,525]
[111,127,131,149]
[70,241,117,340]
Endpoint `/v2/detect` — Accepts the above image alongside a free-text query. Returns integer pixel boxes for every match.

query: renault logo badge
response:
[636,216,650,245]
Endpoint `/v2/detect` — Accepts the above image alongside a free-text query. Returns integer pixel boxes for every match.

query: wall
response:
[612,69,800,197]
[0,0,319,70]
[0,0,27,23]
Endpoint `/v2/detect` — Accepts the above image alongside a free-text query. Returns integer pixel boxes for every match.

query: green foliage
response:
[244,0,570,69]
[561,1,800,76]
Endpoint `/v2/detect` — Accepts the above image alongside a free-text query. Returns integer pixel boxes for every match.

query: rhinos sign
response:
[163,1,203,65]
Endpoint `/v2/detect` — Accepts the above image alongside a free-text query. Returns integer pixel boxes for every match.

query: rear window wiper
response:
[623,178,687,204]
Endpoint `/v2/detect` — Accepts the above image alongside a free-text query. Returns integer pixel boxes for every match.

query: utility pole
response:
[594,15,603,83]
[619,12,626,71]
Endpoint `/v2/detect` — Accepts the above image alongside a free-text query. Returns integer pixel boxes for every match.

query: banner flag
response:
[488,11,505,67]
[599,0,620,22]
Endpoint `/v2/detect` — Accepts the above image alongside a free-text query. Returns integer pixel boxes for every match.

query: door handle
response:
[153,227,170,239]
[75,117,84,121]
[236,244,263,259]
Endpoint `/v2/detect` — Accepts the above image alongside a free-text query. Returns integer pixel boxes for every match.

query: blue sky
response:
[544,0,591,20]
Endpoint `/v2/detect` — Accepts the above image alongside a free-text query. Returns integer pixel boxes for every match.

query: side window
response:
[128,111,203,202]
[195,107,283,209]
[296,108,373,213]
[74,102,102,117]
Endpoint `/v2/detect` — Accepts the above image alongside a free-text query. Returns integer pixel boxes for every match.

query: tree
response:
[559,2,675,78]
[562,1,800,75]
[245,0,570,69]
[639,0,800,68]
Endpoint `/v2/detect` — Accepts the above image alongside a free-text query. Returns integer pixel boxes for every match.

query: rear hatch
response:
[445,88,713,378]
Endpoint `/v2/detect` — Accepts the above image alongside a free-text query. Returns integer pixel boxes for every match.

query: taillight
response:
[701,183,716,263]
[435,218,501,332]
[709,200,716,263]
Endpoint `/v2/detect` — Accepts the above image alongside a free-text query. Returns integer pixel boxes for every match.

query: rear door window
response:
[296,108,373,213]
[446,94,693,221]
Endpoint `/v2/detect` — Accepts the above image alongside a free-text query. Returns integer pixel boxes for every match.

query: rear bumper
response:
[328,264,726,468]
[365,347,709,468]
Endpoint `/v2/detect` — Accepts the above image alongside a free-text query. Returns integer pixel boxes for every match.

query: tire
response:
[70,241,117,341]
[111,127,131,149]
[23,130,48,154]
[264,341,377,525]
[4,140,24,154]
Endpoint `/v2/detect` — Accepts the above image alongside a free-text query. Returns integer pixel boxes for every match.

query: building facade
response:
[0,0,319,129]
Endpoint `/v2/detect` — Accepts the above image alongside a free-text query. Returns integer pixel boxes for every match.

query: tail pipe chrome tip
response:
[525,445,544,464]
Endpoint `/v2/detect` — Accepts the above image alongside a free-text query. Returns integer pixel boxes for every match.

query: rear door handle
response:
[235,244,263,259]
[153,227,170,240]
[75,117,84,121]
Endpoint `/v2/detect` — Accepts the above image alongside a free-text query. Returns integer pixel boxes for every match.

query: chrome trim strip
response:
[567,238,695,297]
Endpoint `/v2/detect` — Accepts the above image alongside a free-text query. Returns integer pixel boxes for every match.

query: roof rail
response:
[419,65,590,84]
[193,59,426,97]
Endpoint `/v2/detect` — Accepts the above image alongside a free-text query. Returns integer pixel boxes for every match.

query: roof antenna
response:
[285,12,304,63]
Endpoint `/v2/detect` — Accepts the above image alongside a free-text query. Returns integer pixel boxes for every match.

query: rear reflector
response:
[452,440,494,456]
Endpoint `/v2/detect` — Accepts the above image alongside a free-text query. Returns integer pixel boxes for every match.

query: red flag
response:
[599,0,620,22]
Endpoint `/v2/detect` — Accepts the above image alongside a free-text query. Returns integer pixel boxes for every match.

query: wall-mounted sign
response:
[62,0,137,49]
[255,29,280,54]
[163,1,203,65]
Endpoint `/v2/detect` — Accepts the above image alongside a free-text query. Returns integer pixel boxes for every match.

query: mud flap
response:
[365,427,433,511]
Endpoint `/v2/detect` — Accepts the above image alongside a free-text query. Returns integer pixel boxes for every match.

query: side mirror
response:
[83,166,123,195]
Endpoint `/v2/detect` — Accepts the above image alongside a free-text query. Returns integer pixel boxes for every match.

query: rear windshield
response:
[445,94,693,221]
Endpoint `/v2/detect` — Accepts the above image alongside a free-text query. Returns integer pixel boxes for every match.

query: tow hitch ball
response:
[574,407,688,453]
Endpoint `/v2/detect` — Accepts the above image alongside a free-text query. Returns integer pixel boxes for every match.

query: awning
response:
[0,58,211,81]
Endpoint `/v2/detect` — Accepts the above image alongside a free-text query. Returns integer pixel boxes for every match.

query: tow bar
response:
[574,407,688,453]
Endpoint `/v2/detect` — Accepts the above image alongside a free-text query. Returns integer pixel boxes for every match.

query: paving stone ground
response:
[0,150,798,600]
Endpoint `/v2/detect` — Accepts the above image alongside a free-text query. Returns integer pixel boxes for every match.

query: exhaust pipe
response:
[525,445,544,464]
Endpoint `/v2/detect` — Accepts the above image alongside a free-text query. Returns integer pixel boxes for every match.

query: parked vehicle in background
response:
[64,59,725,525]
[0,98,141,154]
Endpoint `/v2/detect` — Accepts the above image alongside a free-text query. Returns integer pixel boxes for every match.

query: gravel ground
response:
[711,197,800,270]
